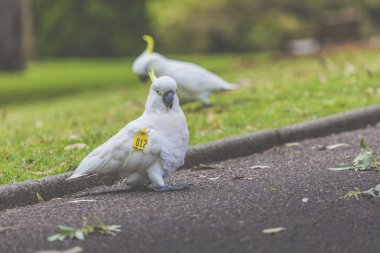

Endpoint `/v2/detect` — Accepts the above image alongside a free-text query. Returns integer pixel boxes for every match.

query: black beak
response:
[163,91,174,109]
[138,75,149,82]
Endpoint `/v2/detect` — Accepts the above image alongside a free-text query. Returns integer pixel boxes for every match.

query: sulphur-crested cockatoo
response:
[68,70,189,191]
[132,35,237,105]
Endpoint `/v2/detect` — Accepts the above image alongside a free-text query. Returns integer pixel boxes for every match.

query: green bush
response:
[31,0,380,56]
[32,0,149,57]
[147,0,380,53]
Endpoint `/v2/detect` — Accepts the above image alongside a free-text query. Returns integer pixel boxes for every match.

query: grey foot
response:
[150,184,191,192]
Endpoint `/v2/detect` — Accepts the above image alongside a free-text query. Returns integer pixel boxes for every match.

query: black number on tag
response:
[143,139,147,148]
[136,138,141,147]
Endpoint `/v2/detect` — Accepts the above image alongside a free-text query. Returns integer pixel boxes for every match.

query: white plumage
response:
[132,35,237,105]
[68,75,189,189]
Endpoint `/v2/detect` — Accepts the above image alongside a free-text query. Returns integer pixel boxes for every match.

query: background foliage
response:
[32,0,149,57]
[31,0,380,57]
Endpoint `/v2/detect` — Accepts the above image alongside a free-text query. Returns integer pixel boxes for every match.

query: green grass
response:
[1,48,380,185]
[0,58,134,105]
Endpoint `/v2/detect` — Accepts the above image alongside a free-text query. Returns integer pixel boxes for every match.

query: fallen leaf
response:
[35,120,44,128]
[344,63,357,75]
[68,134,81,141]
[326,143,350,150]
[249,165,269,169]
[328,165,355,171]
[34,246,83,253]
[0,226,11,233]
[47,216,121,242]
[64,143,88,152]
[302,198,309,203]
[285,142,301,148]
[268,187,278,193]
[244,125,255,131]
[69,199,97,204]
[262,227,285,234]
[36,192,44,203]
[341,187,362,200]
[29,168,55,176]
[362,184,380,198]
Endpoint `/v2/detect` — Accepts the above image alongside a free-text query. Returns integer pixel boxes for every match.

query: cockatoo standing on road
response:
[68,70,189,191]
[132,35,237,105]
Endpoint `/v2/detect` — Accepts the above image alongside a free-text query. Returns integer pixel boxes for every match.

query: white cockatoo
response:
[68,70,189,191]
[132,35,237,105]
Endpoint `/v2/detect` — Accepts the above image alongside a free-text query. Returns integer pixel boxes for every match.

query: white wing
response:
[163,60,237,92]
[68,116,161,180]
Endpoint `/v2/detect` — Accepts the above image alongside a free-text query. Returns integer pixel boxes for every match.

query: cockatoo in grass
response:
[67,70,189,191]
[132,35,237,105]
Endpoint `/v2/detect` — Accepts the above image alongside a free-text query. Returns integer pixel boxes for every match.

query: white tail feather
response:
[66,173,90,181]
[223,83,238,90]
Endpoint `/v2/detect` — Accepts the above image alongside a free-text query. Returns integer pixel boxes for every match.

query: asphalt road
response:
[1,125,380,253]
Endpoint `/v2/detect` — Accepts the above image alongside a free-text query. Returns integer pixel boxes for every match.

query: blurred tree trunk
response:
[0,0,31,71]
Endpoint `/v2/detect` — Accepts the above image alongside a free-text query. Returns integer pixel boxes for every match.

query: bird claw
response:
[150,184,191,192]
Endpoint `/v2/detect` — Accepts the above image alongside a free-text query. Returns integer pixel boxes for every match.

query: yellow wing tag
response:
[132,128,148,150]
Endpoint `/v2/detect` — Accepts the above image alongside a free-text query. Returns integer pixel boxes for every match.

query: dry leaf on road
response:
[285,142,301,148]
[36,192,44,203]
[326,143,350,150]
[0,226,11,233]
[249,165,269,169]
[262,227,285,234]
[34,246,83,253]
[69,199,97,204]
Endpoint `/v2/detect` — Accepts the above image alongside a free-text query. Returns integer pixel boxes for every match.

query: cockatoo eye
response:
[156,90,160,95]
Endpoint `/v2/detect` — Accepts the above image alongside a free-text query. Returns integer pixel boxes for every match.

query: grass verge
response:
[0,48,380,185]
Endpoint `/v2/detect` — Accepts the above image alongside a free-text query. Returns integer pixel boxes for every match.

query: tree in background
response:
[0,0,31,70]
[32,0,149,57]
[30,0,380,57]
[147,0,380,53]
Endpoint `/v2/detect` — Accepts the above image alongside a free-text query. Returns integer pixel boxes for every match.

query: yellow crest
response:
[143,35,154,55]
[149,65,157,82]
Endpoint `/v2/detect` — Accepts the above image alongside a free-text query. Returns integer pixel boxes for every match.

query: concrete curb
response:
[1,105,380,210]
[183,104,380,168]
